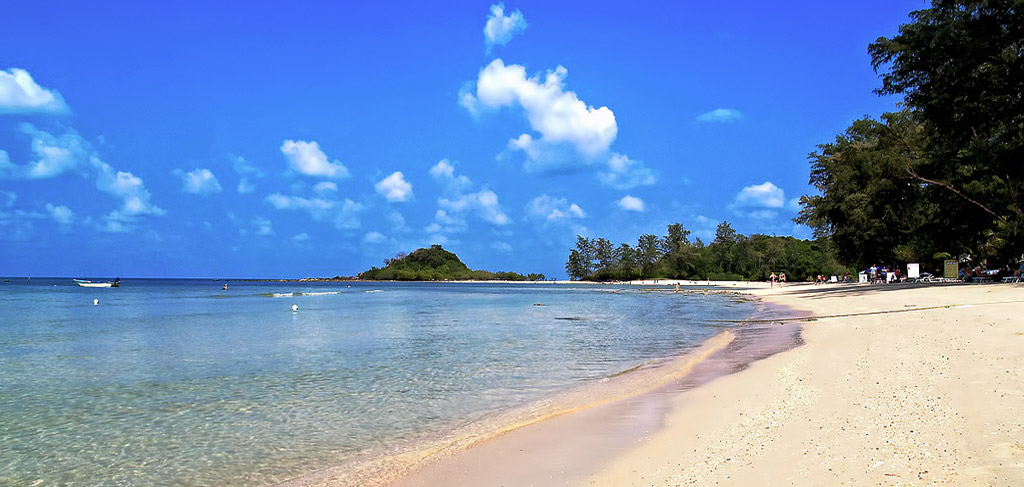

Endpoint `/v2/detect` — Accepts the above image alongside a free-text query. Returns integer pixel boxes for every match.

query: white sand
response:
[584,282,1023,486]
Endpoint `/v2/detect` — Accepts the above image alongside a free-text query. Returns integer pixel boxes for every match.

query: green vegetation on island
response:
[360,245,546,281]
[565,224,845,282]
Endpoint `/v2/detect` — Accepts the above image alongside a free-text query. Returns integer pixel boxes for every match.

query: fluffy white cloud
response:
[525,194,586,222]
[232,155,262,194]
[484,3,527,52]
[45,203,74,225]
[439,189,510,225]
[598,153,656,189]
[291,232,310,243]
[617,195,645,212]
[429,159,472,191]
[18,124,89,179]
[281,140,350,179]
[5,125,164,228]
[0,68,67,114]
[696,108,743,123]
[174,168,223,195]
[264,192,363,229]
[375,171,413,202]
[462,59,617,172]
[734,181,785,208]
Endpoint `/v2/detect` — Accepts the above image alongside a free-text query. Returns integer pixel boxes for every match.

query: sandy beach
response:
[278,281,1023,487]
[348,281,1022,487]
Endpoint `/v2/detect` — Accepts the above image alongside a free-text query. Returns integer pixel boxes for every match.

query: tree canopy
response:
[800,0,1023,270]
[565,223,846,282]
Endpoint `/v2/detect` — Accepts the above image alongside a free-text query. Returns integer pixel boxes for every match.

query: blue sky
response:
[1,0,925,278]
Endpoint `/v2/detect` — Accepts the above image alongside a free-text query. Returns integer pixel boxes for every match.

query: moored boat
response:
[74,278,120,288]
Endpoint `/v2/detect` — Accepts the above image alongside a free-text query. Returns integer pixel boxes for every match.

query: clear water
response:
[0,279,755,486]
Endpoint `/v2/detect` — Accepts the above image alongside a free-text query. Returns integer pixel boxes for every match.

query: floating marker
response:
[93,299,99,306]
[291,304,299,312]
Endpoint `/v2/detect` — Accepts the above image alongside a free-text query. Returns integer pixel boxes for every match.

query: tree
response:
[868,0,1024,263]
[566,249,586,281]
[796,111,929,269]
[615,243,637,280]
[593,237,615,278]
[636,234,662,278]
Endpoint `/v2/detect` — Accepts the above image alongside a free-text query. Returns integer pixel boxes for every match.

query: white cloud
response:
[598,153,656,189]
[19,124,89,178]
[281,140,350,179]
[174,168,223,195]
[0,68,67,114]
[696,108,743,123]
[231,155,263,176]
[45,203,74,225]
[265,193,334,213]
[291,232,310,243]
[525,194,586,222]
[252,217,274,236]
[237,178,255,194]
[363,231,387,244]
[375,171,413,202]
[314,181,338,192]
[232,155,262,194]
[484,3,527,52]
[462,59,617,172]
[429,159,472,191]
[6,125,164,227]
[264,192,363,229]
[617,195,645,212]
[439,189,510,225]
[734,181,785,208]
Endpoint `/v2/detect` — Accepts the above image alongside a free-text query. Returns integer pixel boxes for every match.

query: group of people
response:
[767,272,787,287]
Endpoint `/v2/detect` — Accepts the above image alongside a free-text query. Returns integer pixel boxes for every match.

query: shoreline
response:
[276,284,801,487]
[277,281,1023,486]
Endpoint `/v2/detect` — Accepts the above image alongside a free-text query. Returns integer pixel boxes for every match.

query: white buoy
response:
[291,304,299,312]
[93,298,99,306]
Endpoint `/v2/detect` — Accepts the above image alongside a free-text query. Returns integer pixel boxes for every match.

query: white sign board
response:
[858,272,868,283]
[907,263,920,279]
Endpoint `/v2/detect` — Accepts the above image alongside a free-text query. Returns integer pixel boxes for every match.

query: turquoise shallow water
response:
[0,279,755,486]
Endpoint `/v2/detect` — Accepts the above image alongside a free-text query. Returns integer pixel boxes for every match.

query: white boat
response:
[74,278,120,288]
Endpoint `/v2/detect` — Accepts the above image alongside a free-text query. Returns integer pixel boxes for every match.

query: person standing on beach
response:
[769,272,777,288]
[779,272,787,286]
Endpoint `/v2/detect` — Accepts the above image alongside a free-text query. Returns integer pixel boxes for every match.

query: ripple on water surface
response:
[0,280,756,486]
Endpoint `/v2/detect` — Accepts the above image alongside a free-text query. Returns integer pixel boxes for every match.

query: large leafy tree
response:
[868,0,1024,262]
[797,111,930,269]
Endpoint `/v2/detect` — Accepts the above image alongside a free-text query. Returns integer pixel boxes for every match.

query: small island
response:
[359,245,545,281]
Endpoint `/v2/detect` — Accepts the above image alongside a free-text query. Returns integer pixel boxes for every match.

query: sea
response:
[0,278,762,487]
